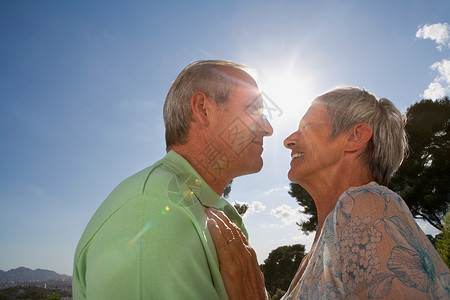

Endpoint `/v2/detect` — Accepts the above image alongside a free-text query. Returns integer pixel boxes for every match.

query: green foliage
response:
[288,183,316,234]
[222,178,252,217]
[269,288,286,300]
[426,234,436,247]
[222,179,233,198]
[233,202,249,216]
[436,211,450,268]
[222,179,249,216]
[0,286,69,300]
[389,98,450,230]
[45,292,60,300]
[260,244,306,298]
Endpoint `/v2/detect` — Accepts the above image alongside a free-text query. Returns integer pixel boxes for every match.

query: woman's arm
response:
[206,208,267,300]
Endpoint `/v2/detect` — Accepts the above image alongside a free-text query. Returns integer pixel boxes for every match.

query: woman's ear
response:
[344,123,373,152]
[190,92,211,126]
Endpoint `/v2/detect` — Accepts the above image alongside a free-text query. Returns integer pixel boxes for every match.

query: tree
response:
[288,183,316,234]
[269,288,286,300]
[0,286,69,299]
[260,244,306,299]
[233,202,249,216]
[222,179,233,198]
[435,211,450,267]
[290,98,450,233]
[222,179,249,216]
[46,292,61,300]
[389,98,450,230]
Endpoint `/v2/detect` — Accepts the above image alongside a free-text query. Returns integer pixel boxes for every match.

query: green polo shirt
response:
[73,151,247,299]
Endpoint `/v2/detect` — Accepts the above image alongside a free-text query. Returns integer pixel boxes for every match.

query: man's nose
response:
[261,116,274,137]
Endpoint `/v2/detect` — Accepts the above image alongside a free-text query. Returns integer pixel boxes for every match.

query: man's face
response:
[283,103,346,185]
[204,70,273,179]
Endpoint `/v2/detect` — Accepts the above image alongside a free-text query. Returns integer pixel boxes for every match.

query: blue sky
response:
[0,0,449,276]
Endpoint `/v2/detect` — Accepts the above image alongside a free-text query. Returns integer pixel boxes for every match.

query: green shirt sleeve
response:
[74,194,223,299]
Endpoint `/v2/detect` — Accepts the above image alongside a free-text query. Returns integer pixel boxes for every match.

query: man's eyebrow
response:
[245,95,264,109]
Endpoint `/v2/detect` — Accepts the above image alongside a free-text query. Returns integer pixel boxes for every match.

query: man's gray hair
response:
[314,87,408,186]
[163,60,251,148]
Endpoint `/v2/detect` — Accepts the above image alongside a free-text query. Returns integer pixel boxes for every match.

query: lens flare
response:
[161,205,170,215]
[127,221,153,247]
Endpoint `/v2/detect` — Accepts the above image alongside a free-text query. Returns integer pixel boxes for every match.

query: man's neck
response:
[169,146,233,196]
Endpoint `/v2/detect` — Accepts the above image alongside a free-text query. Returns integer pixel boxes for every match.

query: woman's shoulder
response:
[327,182,416,238]
[337,182,409,216]
[343,182,396,201]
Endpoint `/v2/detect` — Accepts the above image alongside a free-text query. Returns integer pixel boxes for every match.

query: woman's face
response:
[283,103,346,185]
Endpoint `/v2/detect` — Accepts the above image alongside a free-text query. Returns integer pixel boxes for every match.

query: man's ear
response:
[190,92,211,126]
[344,123,373,152]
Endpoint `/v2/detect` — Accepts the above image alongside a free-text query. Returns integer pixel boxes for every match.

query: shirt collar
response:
[162,150,247,237]
[162,150,230,208]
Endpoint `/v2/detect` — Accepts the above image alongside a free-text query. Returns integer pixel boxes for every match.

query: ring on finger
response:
[227,237,235,244]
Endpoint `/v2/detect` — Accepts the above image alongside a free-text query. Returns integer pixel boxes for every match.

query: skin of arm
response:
[206,208,268,300]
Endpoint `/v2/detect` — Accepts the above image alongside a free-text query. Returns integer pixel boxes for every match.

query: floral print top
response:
[283,182,449,300]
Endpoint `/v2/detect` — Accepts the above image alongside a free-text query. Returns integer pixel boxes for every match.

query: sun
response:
[258,71,316,124]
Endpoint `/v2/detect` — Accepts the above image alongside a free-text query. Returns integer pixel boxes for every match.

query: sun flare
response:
[259,72,315,125]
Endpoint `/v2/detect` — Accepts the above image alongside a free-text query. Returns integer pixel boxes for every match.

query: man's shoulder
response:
[113,157,187,198]
[112,160,169,195]
[87,154,193,224]
[73,159,178,255]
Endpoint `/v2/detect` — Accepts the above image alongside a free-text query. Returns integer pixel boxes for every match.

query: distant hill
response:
[0,285,72,299]
[0,267,71,284]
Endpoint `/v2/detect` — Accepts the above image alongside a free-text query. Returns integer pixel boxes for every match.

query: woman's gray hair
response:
[163,60,251,148]
[314,87,408,186]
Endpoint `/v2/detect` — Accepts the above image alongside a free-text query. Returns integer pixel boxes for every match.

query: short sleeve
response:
[329,185,450,299]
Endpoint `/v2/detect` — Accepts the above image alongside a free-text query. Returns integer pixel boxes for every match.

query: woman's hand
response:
[206,208,267,300]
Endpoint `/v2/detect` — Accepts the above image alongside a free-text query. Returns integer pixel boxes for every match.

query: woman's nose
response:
[284,132,297,149]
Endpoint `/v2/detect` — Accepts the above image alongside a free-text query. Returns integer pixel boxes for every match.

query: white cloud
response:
[261,223,281,228]
[432,59,450,83]
[292,233,315,247]
[423,59,450,99]
[263,186,290,195]
[248,201,266,214]
[416,23,450,51]
[271,204,302,225]
[423,81,447,100]
[233,201,266,217]
[416,23,450,99]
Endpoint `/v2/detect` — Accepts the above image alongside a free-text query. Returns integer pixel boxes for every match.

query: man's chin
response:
[241,159,264,175]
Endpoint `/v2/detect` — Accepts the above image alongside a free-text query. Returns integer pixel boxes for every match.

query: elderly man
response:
[72,60,273,299]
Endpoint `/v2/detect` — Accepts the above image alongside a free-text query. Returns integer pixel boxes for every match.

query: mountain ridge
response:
[0,267,71,283]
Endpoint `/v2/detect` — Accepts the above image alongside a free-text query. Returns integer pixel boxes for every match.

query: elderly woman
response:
[207,87,450,300]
